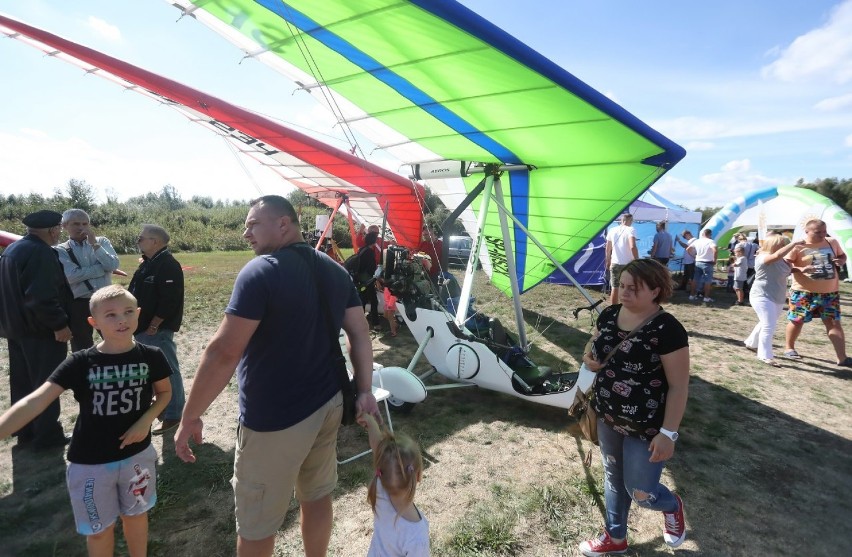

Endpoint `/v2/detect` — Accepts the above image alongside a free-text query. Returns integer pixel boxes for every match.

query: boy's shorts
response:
[788,290,841,323]
[231,391,342,540]
[734,280,745,289]
[66,444,158,535]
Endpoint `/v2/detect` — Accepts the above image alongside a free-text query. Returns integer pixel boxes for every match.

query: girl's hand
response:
[120,419,152,449]
[648,434,675,462]
[356,412,378,430]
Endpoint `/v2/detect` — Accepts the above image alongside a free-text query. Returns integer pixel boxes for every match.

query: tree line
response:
[4,177,848,254]
[0,179,460,254]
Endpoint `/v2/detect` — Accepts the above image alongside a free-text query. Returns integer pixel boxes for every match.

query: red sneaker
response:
[663,494,687,547]
[579,531,627,556]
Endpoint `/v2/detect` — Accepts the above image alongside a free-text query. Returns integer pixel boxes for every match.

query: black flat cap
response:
[22,210,62,228]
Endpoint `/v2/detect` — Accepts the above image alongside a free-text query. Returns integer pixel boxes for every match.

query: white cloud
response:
[816,93,852,111]
[0,130,291,203]
[684,141,715,151]
[656,117,728,141]
[86,16,121,42]
[721,159,751,173]
[845,133,852,147]
[761,0,852,84]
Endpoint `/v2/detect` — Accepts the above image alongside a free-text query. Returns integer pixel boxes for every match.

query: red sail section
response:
[0,14,425,247]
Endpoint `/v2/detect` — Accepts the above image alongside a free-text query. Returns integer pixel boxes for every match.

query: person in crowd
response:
[650,221,674,266]
[736,234,759,297]
[732,246,748,306]
[674,230,695,291]
[358,231,382,328]
[579,258,689,556]
[368,224,384,265]
[0,210,72,449]
[128,224,185,435]
[605,213,638,305]
[783,219,852,366]
[353,223,367,252]
[687,229,717,303]
[357,413,430,556]
[743,235,803,366]
[57,208,120,351]
[173,195,380,557]
[725,255,736,293]
[0,284,172,556]
[417,226,443,282]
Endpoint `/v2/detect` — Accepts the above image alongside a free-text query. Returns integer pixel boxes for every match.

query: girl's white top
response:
[367,479,430,557]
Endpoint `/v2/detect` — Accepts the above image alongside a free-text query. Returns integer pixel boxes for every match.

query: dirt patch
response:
[1,269,851,556]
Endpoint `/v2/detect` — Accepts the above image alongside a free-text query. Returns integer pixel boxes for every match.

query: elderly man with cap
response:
[57,208,120,351]
[0,210,72,449]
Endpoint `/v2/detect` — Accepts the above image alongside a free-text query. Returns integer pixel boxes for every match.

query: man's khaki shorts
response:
[231,391,342,540]
[610,263,628,288]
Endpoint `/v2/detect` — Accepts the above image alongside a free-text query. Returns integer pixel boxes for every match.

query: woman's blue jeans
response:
[597,419,679,539]
[136,329,185,421]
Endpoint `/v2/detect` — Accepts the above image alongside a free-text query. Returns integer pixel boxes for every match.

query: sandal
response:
[760,358,781,367]
[783,349,802,360]
[837,357,852,367]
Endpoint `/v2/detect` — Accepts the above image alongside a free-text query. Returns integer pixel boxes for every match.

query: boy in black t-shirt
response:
[0,285,172,557]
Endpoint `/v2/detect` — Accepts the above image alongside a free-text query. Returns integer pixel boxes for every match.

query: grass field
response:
[1,251,851,556]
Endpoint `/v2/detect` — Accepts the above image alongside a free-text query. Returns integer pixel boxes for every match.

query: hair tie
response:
[375,469,382,478]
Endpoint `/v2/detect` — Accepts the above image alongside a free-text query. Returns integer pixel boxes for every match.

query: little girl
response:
[733,246,748,305]
[383,285,399,337]
[358,413,430,556]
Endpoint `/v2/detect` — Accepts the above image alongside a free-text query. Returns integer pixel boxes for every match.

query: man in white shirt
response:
[605,213,638,304]
[57,209,120,351]
[687,229,718,303]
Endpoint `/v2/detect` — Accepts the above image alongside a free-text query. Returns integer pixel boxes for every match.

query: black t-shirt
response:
[49,343,172,464]
[591,304,689,441]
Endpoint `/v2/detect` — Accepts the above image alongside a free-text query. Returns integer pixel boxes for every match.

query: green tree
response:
[64,178,96,213]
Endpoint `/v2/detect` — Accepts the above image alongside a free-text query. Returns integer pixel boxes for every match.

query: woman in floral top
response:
[578,259,690,556]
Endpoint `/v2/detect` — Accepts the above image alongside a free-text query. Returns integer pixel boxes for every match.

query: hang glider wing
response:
[164,0,686,294]
[0,13,425,248]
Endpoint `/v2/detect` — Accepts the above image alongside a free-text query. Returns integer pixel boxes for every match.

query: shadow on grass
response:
[675,375,852,556]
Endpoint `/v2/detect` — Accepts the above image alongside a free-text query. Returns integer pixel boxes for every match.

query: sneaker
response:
[688,295,697,301]
[783,349,802,360]
[579,531,628,556]
[663,494,686,547]
[703,297,714,303]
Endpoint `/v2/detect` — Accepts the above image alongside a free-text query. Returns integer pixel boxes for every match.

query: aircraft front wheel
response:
[386,396,416,414]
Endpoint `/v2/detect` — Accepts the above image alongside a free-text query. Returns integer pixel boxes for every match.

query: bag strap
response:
[599,308,665,366]
[65,245,95,293]
[292,246,350,389]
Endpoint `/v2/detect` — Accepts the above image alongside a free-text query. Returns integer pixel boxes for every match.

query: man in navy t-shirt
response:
[173,195,380,557]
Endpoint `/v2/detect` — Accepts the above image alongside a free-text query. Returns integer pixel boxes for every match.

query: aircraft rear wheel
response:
[386,396,416,414]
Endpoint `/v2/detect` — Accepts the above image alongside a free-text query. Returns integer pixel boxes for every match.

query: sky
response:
[1,0,851,210]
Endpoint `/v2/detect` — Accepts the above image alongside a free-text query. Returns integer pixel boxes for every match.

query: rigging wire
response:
[221,137,266,197]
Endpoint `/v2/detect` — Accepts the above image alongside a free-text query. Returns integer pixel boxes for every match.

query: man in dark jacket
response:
[0,210,71,449]
[357,231,380,327]
[128,224,185,434]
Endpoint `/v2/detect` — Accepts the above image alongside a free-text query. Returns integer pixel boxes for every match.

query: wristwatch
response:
[659,428,679,442]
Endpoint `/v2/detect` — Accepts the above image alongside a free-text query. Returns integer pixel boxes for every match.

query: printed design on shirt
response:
[127,463,151,510]
[800,246,836,280]
[88,363,150,416]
